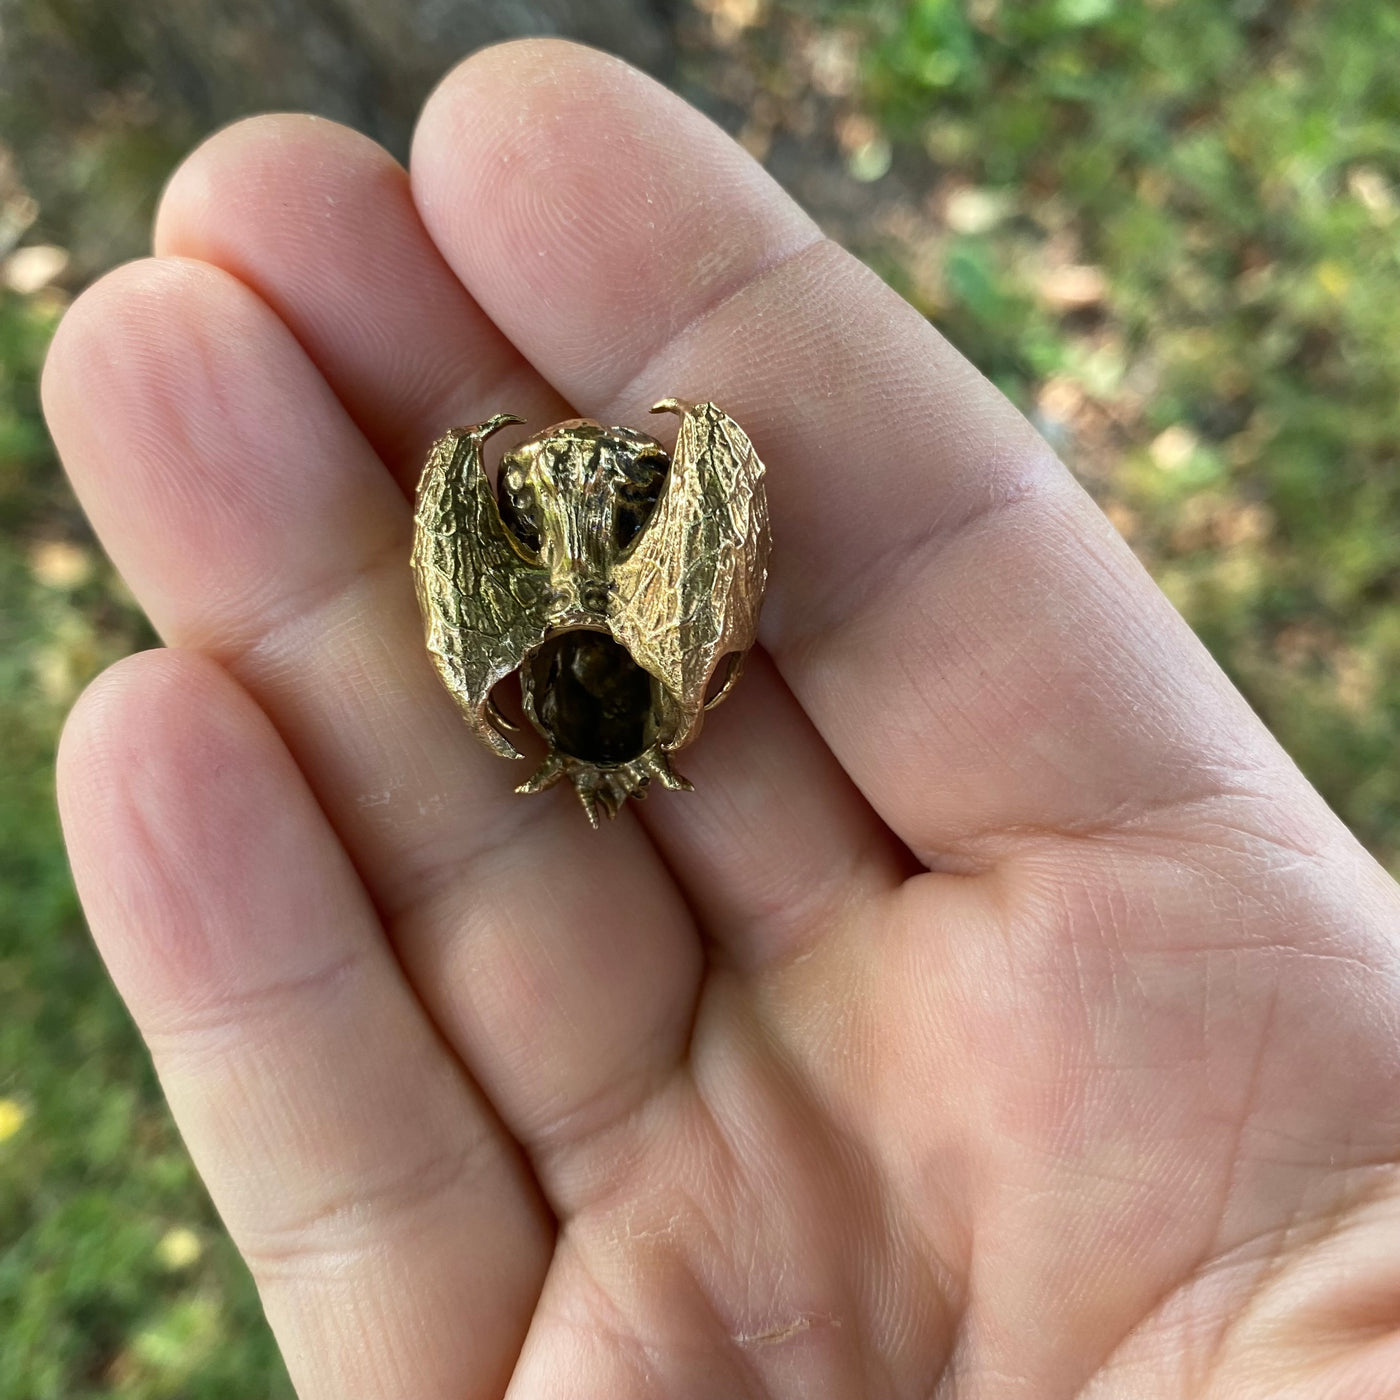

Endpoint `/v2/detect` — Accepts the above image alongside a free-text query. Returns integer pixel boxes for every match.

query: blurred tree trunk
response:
[0,0,676,273]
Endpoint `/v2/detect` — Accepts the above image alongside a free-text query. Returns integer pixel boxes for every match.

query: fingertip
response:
[41,260,220,574]
[57,649,247,980]
[409,37,652,244]
[410,36,818,407]
[42,249,402,658]
[57,645,263,861]
[56,648,159,842]
[41,255,262,552]
[151,105,560,481]
[42,256,199,432]
[43,254,290,488]
[154,112,405,259]
[411,37,640,169]
[56,646,372,1023]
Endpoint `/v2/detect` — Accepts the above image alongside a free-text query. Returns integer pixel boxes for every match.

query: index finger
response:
[410,40,1311,863]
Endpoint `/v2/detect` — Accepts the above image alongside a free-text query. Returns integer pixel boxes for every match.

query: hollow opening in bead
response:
[524,629,658,766]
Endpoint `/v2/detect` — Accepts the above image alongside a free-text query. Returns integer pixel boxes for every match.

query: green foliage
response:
[4,0,1400,1393]
[827,0,1400,871]
[0,285,291,1396]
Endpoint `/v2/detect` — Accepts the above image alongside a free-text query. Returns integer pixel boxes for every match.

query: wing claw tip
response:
[487,695,522,734]
[476,413,526,438]
[478,705,525,761]
[485,732,525,762]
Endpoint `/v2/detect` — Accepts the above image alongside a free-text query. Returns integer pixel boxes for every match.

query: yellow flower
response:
[0,1098,28,1142]
[1315,260,1349,298]
[156,1226,204,1271]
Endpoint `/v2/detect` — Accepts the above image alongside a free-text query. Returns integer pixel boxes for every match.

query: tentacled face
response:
[411,401,770,826]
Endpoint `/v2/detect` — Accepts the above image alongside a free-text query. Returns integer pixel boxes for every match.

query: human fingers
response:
[410,40,1322,865]
[42,259,698,1188]
[153,113,571,485]
[153,112,900,968]
[57,649,548,1400]
[634,649,911,972]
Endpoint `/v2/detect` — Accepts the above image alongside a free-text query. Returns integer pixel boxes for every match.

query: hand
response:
[44,39,1400,1399]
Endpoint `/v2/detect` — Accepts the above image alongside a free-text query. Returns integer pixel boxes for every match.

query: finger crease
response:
[235,1123,510,1279]
[596,233,835,420]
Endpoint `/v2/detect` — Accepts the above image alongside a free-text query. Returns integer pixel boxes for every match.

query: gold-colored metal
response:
[411,400,770,826]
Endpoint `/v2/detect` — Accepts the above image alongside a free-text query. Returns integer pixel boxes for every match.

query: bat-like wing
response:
[610,400,770,752]
[411,415,551,759]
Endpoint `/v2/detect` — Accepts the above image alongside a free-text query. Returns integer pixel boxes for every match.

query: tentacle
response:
[515,751,567,795]
[645,749,694,792]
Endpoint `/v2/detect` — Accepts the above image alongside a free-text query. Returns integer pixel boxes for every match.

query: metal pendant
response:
[411,400,770,826]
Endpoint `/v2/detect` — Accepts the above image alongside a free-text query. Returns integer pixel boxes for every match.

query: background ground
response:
[2,1,1397,1394]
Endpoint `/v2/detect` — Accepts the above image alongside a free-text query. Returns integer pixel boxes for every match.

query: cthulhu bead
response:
[411,400,770,826]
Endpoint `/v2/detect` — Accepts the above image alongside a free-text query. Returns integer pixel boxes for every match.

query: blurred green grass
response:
[830,0,1400,869]
[0,287,293,1395]
[2,0,1399,1393]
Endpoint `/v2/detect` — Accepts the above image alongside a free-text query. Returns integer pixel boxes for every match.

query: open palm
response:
[46,40,1400,1399]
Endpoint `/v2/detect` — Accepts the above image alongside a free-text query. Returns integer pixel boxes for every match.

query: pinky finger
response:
[57,649,549,1400]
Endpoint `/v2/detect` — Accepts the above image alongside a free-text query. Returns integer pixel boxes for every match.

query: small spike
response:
[644,750,693,792]
[515,752,566,795]
[513,745,694,826]
[599,771,631,819]
[570,769,603,828]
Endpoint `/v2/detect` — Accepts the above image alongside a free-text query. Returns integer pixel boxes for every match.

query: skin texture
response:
[43,38,1400,1400]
